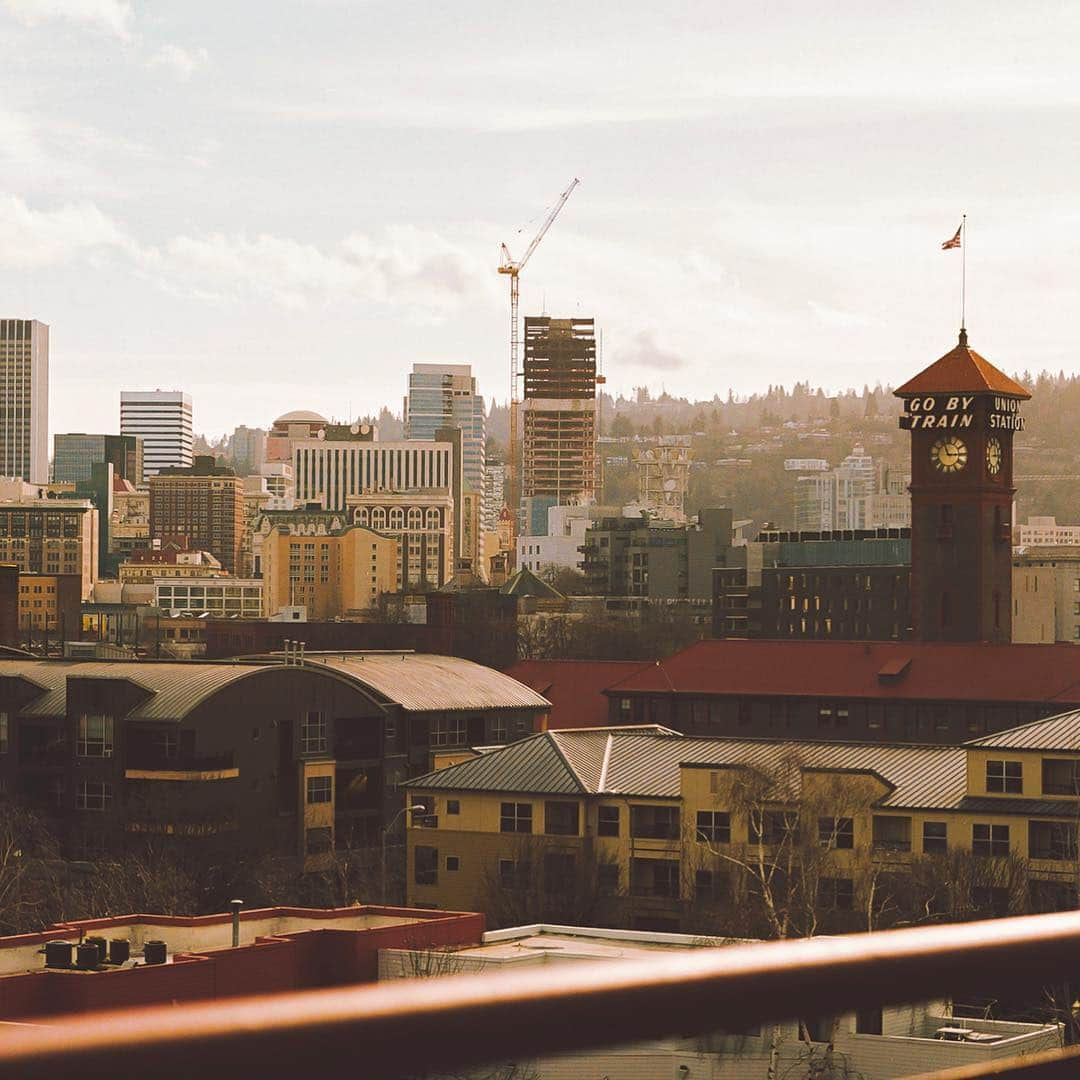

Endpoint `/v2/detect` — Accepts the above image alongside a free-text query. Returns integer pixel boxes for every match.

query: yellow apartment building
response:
[261,523,398,619]
[405,716,1080,931]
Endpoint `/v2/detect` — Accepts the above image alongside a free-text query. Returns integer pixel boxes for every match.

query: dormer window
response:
[986,759,1022,794]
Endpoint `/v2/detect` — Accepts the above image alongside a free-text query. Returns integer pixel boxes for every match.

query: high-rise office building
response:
[521,317,599,504]
[0,319,49,484]
[53,433,142,486]
[120,390,192,480]
[150,456,245,574]
[404,364,485,498]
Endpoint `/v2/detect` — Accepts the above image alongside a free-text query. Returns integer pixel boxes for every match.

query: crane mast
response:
[498,178,580,552]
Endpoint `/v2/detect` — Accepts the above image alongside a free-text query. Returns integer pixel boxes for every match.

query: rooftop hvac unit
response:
[144,940,167,965]
[76,943,99,970]
[44,940,74,969]
[108,938,130,965]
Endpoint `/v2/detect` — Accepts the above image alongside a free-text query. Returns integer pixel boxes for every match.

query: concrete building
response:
[406,714,1080,932]
[483,461,507,533]
[0,318,49,484]
[1014,516,1080,547]
[381,925,1060,1080]
[264,409,331,464]
[108,478,150,559]
[120,390,192,480]
[793,444,908,531]
[580,507,737,602]
[348,489,454,590]
[53,433,141,487]
[0,498,98,600]
[635,436,692,523]
[154,577,264,619]
[404,364,485,506]
[517,503,615,575]
[226,424,266,474]
[261,521,398,619]
[1012,547,1080,644]
[251,505,348,577]
[150,456,245,573]
[521,316,599,505]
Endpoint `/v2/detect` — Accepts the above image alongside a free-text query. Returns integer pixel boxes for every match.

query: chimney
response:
[230,899,243,947]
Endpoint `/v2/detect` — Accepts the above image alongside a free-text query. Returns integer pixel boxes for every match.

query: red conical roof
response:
[894,330,1030,399]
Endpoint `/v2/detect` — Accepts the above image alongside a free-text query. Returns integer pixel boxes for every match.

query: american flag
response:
[941,224,962,250]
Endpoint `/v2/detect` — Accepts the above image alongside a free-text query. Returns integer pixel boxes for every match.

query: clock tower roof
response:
[894,329,1031,400]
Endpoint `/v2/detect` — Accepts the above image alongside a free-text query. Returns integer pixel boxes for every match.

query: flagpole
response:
[961,213,967,331]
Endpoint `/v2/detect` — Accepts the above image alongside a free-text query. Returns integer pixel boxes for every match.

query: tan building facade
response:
[1012,548,1080,644]
[261,523,398,619]
[348,489,453,590]
[0,499,98,600]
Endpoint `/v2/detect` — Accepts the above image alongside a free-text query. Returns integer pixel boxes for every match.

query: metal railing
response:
[5,910,1080,1078]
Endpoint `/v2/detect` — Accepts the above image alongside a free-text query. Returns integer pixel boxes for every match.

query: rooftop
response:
[506,660,651,729]
[894,331,1031,399]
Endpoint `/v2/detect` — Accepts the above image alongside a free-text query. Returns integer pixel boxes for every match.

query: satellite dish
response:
[350,423,359,435]
[316,429,325,440]
[361,424,370,435]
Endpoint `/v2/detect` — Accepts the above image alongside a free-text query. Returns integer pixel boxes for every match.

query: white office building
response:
[120,390,193,481]
[0,318,49,484]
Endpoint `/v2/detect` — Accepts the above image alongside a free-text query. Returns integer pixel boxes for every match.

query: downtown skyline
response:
[1,0,1077,438]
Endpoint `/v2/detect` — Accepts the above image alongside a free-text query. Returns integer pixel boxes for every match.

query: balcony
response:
[2,911,1080,1077]
[124,751,237,781]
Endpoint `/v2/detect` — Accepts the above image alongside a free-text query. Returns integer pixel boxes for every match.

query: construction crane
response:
[498,177,580,545]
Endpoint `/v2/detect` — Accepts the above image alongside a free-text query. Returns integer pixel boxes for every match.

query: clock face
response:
[931,437,968,474]
[986,437,1003,476]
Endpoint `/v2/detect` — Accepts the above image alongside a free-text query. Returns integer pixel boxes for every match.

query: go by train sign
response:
[898,394,1024,432]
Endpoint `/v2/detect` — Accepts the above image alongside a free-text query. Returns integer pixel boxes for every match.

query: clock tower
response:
[895,329,1030,643]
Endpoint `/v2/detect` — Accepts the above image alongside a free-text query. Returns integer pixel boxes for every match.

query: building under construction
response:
[521,316,599,503]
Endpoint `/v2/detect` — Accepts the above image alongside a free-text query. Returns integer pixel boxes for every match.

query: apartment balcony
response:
[3,911,1080,1077]
[123,751,237,781]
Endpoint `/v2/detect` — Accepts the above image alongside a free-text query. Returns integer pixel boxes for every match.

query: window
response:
[923,821,947,854]
[1029,820,1078,861]
[597,805,620,837]
[446,799,460,816]
[76,714,113,757]
[696,811,731,844]
[306,775,332,804]
[630,805,680,840]
[300,711,327,755]
[545,801,579,836]
[750,810,798,846]
[306,827,332,854]
[430,716,466,748]
[973,823,1009,857]
[1042,758,1080,795]
[0,712,7,754]
[819,817,854,850]
[986,759,1022,794]
[544,852,576,893]
[500,802,532,834]
[629,857,680,898]
[597,863,619,895]
[76,780,111,811]
[445,855,460,872]
[414,845,438,886]
[818,877,854,910]
[800,1016,834,1044]
[872,815,912,852]
[856,1007,883,1035]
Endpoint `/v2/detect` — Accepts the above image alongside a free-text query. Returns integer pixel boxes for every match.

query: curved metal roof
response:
[0,661,277,720]
[303,653,550,713]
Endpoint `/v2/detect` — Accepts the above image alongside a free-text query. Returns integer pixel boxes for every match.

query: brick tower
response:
[895,330,1030,642]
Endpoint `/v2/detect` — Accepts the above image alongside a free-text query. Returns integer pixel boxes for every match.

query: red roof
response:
[894,333,1030,399]
[604,639,1080,705]
[507,660,650,729]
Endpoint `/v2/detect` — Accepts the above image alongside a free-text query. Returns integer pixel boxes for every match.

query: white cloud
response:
[2,0,132,39]
[146,44,209,80]
[616,328,688,372]
[0,193,137,267]
[808,301,875,329]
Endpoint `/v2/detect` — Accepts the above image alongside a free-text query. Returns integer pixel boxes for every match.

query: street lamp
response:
[381,804,426,905]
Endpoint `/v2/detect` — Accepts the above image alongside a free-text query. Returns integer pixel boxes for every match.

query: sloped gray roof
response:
[410,729,967,810]
[965,709,1080,752]
[303,654,550,713]
[0,661,276,720]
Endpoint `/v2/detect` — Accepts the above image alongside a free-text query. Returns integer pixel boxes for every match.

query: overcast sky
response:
[2,0,1077,438]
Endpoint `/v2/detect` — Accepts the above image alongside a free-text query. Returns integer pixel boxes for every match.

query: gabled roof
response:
[302,653,550,713]
[893,332,1031,399]
[966,709,1080,752]
[409,728,966,809]
[499,568,564,599]
[506,660,650,729]
[604,639,1080,706]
